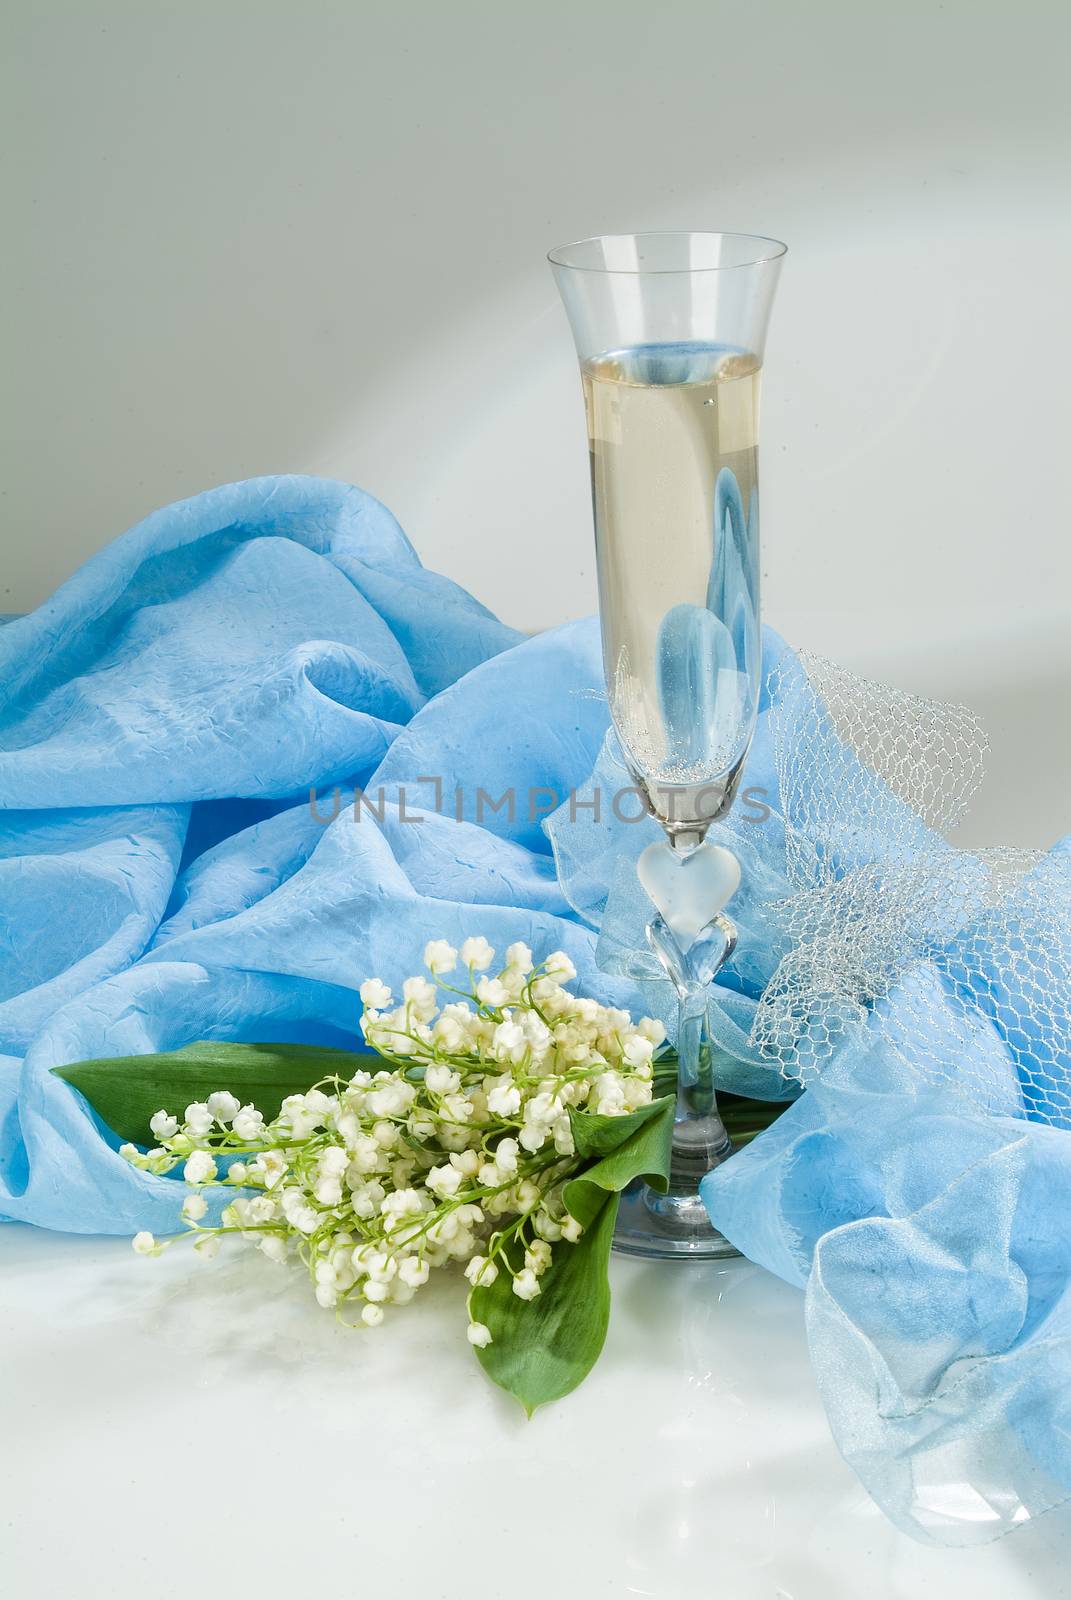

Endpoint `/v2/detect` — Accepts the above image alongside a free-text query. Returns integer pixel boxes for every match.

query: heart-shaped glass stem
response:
[638,839,741,948]
[613,906,740,1258]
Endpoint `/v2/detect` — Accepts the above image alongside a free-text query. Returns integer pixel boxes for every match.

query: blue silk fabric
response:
[2,475,1069,1546]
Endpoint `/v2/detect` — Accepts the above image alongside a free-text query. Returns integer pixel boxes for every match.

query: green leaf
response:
[469,1093,674,1415]
[567,1093,674,1171]
[564,1095,675,1215]
[53,1041,373,1143]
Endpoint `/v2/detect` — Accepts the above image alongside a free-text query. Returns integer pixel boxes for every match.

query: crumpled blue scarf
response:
[2,474,1068,1547]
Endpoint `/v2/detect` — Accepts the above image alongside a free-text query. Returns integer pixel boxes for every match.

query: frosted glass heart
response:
[637,840,741,948]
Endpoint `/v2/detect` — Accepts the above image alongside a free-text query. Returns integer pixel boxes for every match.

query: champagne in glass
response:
[583,342,762,836]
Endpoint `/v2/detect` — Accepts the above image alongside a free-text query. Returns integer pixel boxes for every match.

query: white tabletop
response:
[3,1223,1066,1598]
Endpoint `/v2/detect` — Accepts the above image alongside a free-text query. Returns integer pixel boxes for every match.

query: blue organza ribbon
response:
[2,474,1069,1547]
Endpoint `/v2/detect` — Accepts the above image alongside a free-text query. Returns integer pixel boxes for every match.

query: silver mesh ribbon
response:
[751,653,1071,1128]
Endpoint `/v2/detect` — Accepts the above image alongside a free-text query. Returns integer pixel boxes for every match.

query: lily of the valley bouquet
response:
[60,938,691,1411]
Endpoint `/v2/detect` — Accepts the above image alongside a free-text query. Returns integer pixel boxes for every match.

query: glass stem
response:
[668,986,733,1192]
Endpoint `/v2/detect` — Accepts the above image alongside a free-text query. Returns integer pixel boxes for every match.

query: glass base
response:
[613,1182,741,1259]
[612,1111,739,1260]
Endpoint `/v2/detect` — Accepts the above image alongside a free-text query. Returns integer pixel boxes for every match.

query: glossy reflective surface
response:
[5,1224,1069,1597]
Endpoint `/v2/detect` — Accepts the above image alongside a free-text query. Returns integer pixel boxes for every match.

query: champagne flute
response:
[550,231,785,1257]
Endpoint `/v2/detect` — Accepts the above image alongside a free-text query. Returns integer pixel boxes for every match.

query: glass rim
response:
[547,230,788,275]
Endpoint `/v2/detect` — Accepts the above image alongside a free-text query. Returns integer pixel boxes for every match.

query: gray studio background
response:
[3,0,1069,848]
